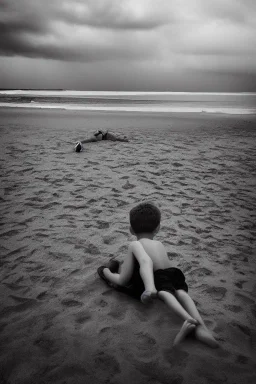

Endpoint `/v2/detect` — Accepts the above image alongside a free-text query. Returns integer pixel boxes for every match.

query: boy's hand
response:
[107,259,120,273]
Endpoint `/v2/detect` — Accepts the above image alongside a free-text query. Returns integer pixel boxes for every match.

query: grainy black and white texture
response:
[0,109,256,384]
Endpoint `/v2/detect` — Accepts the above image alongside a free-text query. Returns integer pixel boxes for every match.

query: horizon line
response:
[1,89,256,94]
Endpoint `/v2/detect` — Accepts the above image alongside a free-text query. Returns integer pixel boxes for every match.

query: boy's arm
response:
[130,241,152,265]
[103,245,135,286]
[81,137,97,143]
[116,137,129,142]
[130,241,156,293]
[107,132,129,142]
[103,241,156,293]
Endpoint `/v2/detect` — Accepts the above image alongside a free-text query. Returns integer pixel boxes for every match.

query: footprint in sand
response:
[93,297,108,308]
[92,351,120,378]
[163,348,189,368]
[42,202,61,210]
[99,326,121,348]
[122,180,135,189]
[167,251,180,259]
[102,233,126,245]
[1,229,20,237]
[9,295,37,305]
[61,298,83,307]
[231,321,251,337]
[214,320,252,348]
[202,286,227,300]
[3,282,26,292]
[234,280,247,289]
[189,267,213,278]
[49,251,73,262]
[36,291,48,300]
[114,198,129,207]
[2,299,40,318]
[34,335,58,356]
[74,310,91,325]
[224,304,242,313]
[235,292,255,306]
[84,243,100,255]
[108,304,127,320]
[132,332,158,360]
[96,220,110,229]
[6,246,28,257]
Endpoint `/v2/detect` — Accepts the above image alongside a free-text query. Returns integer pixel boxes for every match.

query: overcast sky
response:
[0,0,256,91]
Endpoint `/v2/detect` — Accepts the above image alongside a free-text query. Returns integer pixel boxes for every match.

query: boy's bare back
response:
[138,239,172,271]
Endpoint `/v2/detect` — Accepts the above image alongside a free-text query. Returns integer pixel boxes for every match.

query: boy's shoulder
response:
[135,239,165,248]
[128,240,138,247]
[153,239,165,248]
[128,240,140,252]
[128,239,164,247]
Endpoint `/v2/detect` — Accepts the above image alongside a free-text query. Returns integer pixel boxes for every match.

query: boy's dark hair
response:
[129,202,161,234]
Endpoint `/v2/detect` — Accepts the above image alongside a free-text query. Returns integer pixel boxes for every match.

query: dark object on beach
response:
[76,131,128,149]
[98,259,141,299]
[97,266,117,288]
[97,259,120,287]
[75,142,82,152]
[108,259,120,273]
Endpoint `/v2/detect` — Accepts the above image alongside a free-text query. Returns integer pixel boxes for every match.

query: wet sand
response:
[0,108,256,384]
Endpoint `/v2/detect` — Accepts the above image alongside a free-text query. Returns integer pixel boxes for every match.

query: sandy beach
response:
[0,108,256,384]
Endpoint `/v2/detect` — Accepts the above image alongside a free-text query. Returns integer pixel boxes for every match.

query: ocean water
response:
[0,90,256,115]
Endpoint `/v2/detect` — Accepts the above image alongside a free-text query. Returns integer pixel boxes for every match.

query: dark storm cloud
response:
[0,0,256,90]
[0,0,49,35]
[0,0,167,61]
[0,26,153,63]
[0,0,51,58]
[1,0,256,64]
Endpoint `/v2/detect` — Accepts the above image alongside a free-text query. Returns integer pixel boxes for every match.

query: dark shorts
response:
[154,268,188,294]
[124,260,188,300]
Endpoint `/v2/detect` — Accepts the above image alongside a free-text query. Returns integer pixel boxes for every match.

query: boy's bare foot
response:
[140,290,158,304]
[195,324,219,348]
[173,319,197,346]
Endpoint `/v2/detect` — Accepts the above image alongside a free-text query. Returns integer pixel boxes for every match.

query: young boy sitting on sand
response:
[98,202,218,348]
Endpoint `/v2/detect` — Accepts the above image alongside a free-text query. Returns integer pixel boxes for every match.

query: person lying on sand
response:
[98,202,219,348]
[75,130,129,152]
